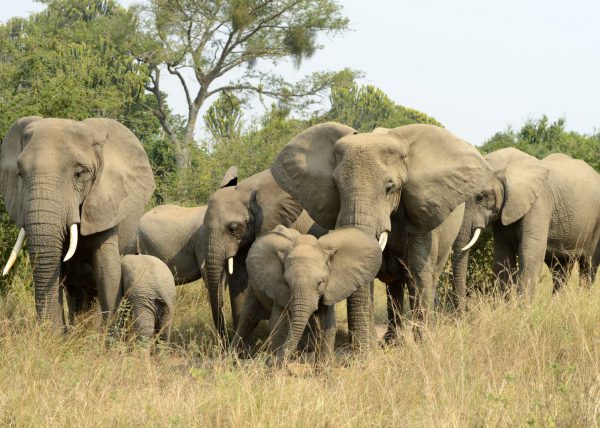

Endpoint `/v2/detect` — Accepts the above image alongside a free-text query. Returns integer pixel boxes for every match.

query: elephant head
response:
[459,147,550,251]
[202,169,303,339]
[0,117,154,326]
[246,225,382,357]
[271,122,491,245]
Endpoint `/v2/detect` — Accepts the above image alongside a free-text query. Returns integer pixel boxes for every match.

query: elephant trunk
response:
[452,220,474,313]
[205,232,228,342]
[282,292,315,362]
[24,183,68,329]
[335,194,391,240]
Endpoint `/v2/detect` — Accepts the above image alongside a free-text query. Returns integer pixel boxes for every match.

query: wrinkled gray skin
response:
[452,148,600,309]
[271,123,491,349]
[378,203,464,342]
[233,226,382,365]
[135,166,238,285]
[0,117,154,330]
[121,255,176,342]
[203,169,325,342]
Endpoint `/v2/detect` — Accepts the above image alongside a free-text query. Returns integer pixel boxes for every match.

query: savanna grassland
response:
[0,262,598,427]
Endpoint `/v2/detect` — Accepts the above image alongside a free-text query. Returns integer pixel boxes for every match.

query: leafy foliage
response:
[319,83,441,132]
[136,0,353,169]
[481,115,599,171]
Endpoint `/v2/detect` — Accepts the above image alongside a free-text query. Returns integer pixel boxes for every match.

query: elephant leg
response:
[492,236,517,297]
[268,304,288,364]
[384,280,405,345]
[91,229,122,321]
[406,232,436,325]
[64,264,95,326]
[578,256,594,288]
[231,291,265,352]
[346,283,374,352]
[315,303,336,366]
[516,217,550,297]
[548,254,569,293]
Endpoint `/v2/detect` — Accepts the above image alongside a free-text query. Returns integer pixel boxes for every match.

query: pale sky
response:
[2,0,599,145]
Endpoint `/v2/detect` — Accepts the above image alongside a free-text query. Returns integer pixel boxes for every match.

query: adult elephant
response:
[0,117,154,329]
[452,148,600,309]
[135,166,238,284]
[271,123,491,348]
[203,169,325,341]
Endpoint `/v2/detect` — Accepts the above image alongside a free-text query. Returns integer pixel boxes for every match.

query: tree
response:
[320,83,441,131]
[481,115,600,171]
[134,0,351,170]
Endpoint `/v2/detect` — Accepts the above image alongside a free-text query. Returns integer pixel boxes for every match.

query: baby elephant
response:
[233,225,382,365]
[121,255,176,342]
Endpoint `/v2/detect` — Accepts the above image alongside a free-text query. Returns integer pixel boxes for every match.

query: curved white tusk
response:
[227,257,234,275]
[378,231,388,251]
[63,224,78,262]
[461,228,482,252]
[2,228,26,276]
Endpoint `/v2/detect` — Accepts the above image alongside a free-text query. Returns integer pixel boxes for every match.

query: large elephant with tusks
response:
[0,116,154,330]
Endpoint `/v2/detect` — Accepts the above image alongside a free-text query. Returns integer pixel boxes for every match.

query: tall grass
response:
[0,266,598,427]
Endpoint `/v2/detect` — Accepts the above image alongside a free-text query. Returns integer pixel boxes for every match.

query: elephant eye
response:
[228,222,243,235]
[74,166,88,180]
[385,181,395,194]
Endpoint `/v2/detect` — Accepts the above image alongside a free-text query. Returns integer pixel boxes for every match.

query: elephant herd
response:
[1,117,599,366]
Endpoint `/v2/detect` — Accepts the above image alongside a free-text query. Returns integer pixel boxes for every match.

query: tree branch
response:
[167,64,192,108]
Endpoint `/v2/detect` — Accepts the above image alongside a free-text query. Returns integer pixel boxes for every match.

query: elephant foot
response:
[382,327,403,347]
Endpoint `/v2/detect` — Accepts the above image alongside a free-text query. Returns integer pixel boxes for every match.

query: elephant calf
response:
[121,255,176,342]
[232,226,382,366]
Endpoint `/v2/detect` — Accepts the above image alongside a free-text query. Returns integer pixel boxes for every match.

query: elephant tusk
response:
[461,228,482,252]
[63,224,78,262]
[2,228,26,276]
[227,257,234,275]
[378,231,388,251]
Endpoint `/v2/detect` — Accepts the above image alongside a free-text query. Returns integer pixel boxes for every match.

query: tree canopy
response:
[134,0,353,169]
[481,116,600,171]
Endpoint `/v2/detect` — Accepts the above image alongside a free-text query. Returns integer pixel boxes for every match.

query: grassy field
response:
[0,266,598,427]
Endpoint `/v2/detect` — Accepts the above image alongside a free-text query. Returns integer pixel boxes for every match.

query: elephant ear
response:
[271,122,357,229]
[0,116,43,226]
[80,119,155,236]
[499,158,549,226]
[249,170,305,236]
[246,225,301,307]
[219,165,238,188]
[319,227,382,306]
[389,125,491,232]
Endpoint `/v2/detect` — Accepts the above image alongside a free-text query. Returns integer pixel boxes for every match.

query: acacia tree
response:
[134,0,350,169]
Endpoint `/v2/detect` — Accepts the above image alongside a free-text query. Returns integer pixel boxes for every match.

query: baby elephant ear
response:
[80,119,155,236]
[319,227,382,306]
[246,226,301,307]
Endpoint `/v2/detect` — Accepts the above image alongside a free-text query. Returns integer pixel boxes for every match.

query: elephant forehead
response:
[336,133,409,157]
[285,251,328,276]
[208,187,245,213]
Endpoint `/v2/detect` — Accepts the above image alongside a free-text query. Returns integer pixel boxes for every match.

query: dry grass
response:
[0,268,599,427]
